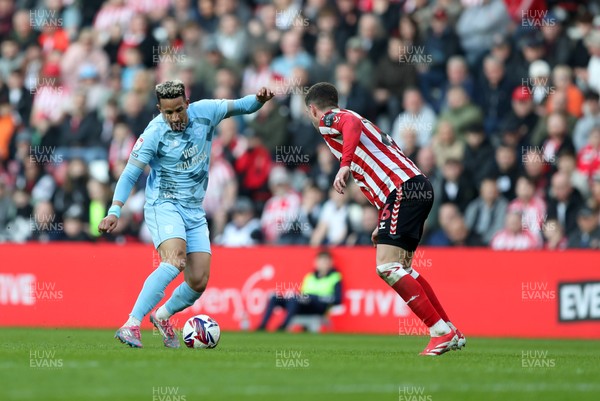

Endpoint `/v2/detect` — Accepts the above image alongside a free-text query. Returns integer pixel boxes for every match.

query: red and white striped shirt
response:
[318,108,421,209]
[490,229,542,250]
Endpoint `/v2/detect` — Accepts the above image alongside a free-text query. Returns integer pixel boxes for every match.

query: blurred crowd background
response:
[1,0,600,250]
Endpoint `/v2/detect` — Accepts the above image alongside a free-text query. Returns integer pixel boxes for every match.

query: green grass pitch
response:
[1,328,599,401]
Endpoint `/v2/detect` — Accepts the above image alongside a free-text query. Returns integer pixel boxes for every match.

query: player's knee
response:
[376,262,407,286]
[188,273,209,293]
[162,249,187,271]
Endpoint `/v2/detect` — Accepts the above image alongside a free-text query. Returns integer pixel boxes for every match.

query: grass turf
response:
[0,328,598,401]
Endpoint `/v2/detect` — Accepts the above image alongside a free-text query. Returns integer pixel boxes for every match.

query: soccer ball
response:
[182,314,221,349]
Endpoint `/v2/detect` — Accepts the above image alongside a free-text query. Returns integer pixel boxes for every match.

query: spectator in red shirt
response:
[577,126,600,180]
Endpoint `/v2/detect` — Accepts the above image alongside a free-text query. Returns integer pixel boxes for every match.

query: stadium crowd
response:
[0,0,600,250]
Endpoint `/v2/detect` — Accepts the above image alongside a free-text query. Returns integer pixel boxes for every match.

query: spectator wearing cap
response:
[455,0,511,67]
[475,55,515,135]
[547,171,585,236]
[60,204,93,242]
[260,167,302,244]
[576,126,600,182]
[419,7,462,107]
[218,197,262,247]
[463,123,496,188]
[465,177,508,245]
[573,91,600,151]
[490,211,542,250]
[438,86,483,140]
[77,64,111,111]
[527,59,552,107]
[584,30,600,94]
[392,87,436,149]
[546,65,584,118]
[500,86,538,148]
[344,36,374,90]
[567,207,600,249]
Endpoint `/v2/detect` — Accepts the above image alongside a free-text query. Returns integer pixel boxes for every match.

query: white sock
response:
[125,315,141,327]
[155,305,172,321]
[446,321,456,331]
[429,319,452,337]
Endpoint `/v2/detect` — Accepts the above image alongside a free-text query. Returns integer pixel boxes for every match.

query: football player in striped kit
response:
[305,82,465,355]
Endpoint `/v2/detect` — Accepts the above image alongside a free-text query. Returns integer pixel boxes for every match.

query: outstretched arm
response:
[225,87,274,118]
[98,163,144,234]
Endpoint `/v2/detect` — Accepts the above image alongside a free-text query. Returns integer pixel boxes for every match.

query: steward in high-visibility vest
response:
[257,249,343,331]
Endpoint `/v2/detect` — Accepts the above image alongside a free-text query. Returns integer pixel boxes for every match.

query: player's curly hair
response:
[155,80,186,102]
[305,82,338,110]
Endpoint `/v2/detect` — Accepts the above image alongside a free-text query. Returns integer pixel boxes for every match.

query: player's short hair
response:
[305,82,338,110]
[155,80,186,102]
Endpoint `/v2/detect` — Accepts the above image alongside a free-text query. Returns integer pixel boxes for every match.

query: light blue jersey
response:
[129,100,228,207]
[110,94,264,252]
[113,95,263,208]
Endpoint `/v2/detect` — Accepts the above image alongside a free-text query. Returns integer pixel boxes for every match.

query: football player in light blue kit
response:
[99,80,274,348]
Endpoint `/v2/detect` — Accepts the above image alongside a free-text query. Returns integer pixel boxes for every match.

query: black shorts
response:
[377,175,434,252]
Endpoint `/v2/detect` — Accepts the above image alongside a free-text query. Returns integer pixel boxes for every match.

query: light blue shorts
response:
[144,202,211,254]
